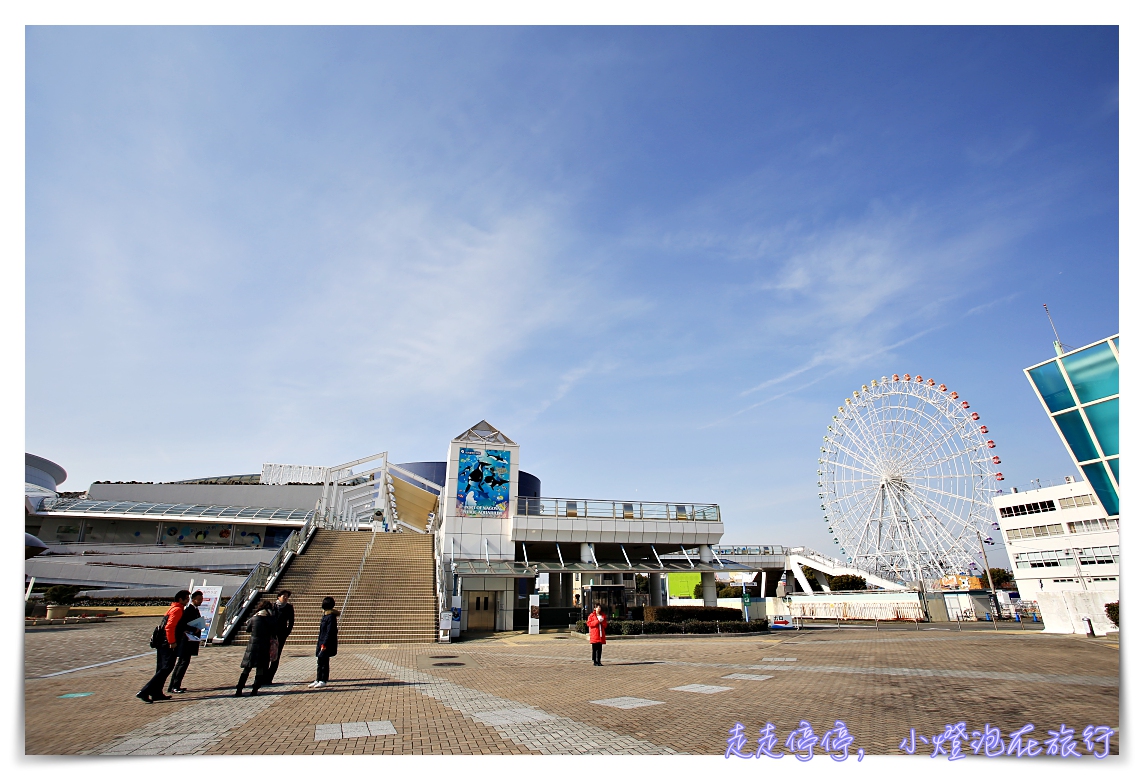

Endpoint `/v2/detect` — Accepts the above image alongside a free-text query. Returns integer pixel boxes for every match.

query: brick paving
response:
[25,619,1119,756]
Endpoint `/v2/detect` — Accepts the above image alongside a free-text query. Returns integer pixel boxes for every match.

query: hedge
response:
[1106,602,1119,627]
[643,606,743,622]
[574,619,766,635]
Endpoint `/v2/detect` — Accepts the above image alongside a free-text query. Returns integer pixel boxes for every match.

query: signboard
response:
[456,448,511,518]
[528,594,540,635]
[196,586,223,644]
[742,593,751,622]
[440,611,453,631]
[770,614,796,629]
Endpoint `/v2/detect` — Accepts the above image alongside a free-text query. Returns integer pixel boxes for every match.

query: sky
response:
[25,26,1119,561]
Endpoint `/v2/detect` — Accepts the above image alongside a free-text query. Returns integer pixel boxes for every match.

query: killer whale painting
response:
[456,447,511,518]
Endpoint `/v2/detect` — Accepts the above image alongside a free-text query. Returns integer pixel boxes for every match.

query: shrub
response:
[45,585,80,606]
[628,606,644,621]
[827,574,867,591]
[644,606,742,623]
[1105,602,1119,627]
[620,620,643,635]
[643,621,684,634]
[682,620,718,634]
[575,620,588,634]
[718,620,763,633]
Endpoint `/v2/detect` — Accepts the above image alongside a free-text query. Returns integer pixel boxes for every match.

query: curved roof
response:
[26,453,67,486]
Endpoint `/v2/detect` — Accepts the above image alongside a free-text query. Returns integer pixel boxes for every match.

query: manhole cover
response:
[430,655,458,659]
[433,662,465,667]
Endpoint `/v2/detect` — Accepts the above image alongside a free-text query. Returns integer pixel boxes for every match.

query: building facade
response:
[1025,334,1119,517]
[993,333,1120,635]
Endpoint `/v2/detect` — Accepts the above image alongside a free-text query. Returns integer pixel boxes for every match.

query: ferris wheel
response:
[817,373,1002,584]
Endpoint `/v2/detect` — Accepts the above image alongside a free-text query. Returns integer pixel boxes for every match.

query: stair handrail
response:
[434,532,446,641]
[209,519,315,644]
[341,529,378,620]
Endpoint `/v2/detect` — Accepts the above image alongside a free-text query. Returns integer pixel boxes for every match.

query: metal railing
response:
[209,514,317,644]
[340,530,378,619]
[515,497,720,522]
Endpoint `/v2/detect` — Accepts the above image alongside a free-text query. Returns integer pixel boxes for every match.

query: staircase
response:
[230,529,438,647]
[339,533,438,644]
[231,529,369,648]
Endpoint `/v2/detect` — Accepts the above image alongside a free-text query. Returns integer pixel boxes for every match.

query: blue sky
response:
[26,26,1118,557]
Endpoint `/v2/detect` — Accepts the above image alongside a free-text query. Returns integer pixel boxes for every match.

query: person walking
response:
[137,590,190,703]
[266,590,294,685]
[235,600,276,696]
[167,590,204,693]
[309,596,338,688]
[587,604,607,666]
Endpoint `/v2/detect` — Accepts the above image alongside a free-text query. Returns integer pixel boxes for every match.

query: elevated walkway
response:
[786,547,908,592]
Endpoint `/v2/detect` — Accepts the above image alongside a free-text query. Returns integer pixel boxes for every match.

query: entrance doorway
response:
[467,591,496,630]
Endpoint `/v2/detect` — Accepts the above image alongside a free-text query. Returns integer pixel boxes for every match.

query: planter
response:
[46,605,71,619]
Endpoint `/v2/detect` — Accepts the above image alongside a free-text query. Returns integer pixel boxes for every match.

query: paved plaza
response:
[25,618,1119,756]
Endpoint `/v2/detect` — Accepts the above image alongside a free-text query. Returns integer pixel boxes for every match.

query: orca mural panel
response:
[456,447,511,518]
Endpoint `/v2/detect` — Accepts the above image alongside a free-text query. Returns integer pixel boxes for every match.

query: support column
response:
[701,571,717,607]
[549,572,562,609]
[649,573,664,606]
[561,573,574,608]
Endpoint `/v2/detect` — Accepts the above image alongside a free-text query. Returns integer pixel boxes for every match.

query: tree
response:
[987,568,1015,588]
[827,574,867,591]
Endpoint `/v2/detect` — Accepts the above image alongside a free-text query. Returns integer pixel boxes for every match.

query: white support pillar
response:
[701,571,717,607]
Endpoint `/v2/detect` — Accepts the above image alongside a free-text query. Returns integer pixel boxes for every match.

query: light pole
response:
[975,529,999,628]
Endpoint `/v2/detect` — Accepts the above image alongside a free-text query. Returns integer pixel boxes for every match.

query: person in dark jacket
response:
[137,590,190,703]
[309,596,338,688]
[167,590,204,693]
[235,600,276,696]
[265,590,294,685]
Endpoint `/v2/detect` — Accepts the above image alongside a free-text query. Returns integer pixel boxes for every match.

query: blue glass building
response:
[1025,335,1119,517]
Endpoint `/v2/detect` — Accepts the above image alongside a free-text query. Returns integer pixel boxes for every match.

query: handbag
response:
[149,616,168,649]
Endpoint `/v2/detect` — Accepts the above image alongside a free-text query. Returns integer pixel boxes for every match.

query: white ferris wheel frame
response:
[817,374,1001,584]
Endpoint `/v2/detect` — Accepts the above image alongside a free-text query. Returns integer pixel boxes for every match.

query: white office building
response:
[992,481,1118,635]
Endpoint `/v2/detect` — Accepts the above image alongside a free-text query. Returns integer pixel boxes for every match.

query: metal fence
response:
[515,497,719,521]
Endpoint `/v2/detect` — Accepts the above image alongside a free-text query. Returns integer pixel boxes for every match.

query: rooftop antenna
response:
[1043,304,1072,356]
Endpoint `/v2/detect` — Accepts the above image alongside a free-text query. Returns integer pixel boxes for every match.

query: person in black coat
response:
[309,596,338,688]
[235,600,276,696]
[167,590,204,693]
[266,590,294,685]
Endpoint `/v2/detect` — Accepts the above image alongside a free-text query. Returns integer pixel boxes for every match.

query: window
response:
[1059,494,1097,510]
[1006,523,1064,541]
[1028,361,1076,412]
[1014,550,1070,569]
[1083,398,1119,456]
[1077,546,1118,566]
[1054,410,1100,462]
[1067,518,1118,534]
[1061,342,1118,403]
[1081,463,1119,516]
[999,500,1056,518]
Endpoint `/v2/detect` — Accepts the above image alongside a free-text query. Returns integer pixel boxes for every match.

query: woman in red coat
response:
[587,605,607,666]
